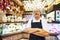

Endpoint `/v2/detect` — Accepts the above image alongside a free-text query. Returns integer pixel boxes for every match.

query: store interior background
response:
[0,0,60,40]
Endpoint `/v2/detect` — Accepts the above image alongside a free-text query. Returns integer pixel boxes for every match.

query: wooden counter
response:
[0,32,58,40]
[0,32,29,40]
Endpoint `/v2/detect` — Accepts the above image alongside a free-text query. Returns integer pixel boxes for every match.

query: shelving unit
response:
[0,21,28,24]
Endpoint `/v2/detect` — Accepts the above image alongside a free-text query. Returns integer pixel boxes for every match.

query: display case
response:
[53,3,60,22]
[48,23,60,33]
[0,21,29,40]
[47,3,60,23]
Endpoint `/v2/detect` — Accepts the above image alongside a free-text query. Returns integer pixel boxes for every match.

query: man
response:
[23,8,49,40]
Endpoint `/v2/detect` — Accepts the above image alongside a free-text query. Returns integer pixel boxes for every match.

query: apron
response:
[29,20,45,40]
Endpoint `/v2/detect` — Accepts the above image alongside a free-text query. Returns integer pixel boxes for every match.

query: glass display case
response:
[0,21,29,40]
[0,22,28,35]
[48,23,60,33]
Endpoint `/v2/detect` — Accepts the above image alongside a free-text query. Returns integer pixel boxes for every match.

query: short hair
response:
[33,8,41,14]
[33,8,42,16]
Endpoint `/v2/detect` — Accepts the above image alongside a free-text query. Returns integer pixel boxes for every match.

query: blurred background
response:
[0,0,60,40]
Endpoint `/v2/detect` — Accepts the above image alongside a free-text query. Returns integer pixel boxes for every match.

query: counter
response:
[0,31,58,40]
[0,21,28,40]
[0,22,59,40]
[0,32,29,40]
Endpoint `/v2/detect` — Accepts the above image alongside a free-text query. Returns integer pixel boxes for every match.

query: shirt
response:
[23,17,50,32]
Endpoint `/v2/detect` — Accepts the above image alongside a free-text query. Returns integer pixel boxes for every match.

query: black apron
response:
[29,20,45,40]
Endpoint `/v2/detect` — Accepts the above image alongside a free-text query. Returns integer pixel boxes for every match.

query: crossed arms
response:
[23,28,49,37]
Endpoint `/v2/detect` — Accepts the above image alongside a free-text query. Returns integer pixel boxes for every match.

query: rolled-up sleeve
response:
[42,19,50,32]
[22,19,31,31]
[26,20,31,28]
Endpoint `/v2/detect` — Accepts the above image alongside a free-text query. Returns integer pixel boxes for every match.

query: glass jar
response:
[7,16,11,22]
[11,18,14,22]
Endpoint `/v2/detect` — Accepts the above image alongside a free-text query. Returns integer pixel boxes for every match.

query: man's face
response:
[33,9,41,18]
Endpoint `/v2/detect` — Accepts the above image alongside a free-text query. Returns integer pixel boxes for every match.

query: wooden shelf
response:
[1,32,27,37]
[24,11,33,12]
[23,13,32,15]
[0,21,28,24]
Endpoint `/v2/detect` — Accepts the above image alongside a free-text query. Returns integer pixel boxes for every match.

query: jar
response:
[7,16,11,22]
[11,18,14,22]
[2,16,7,22]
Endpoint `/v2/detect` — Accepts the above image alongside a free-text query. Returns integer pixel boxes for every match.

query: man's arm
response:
[23,28,49,37]
[23,19,49,37]
[32,29,49,37]
[22,19,40,33]
[23,28,40,33]
[42,19,50,32]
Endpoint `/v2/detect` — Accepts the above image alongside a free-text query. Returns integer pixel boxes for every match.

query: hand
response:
[29,28,40,33]
[24,28,41,33]
[32,29,49,37]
